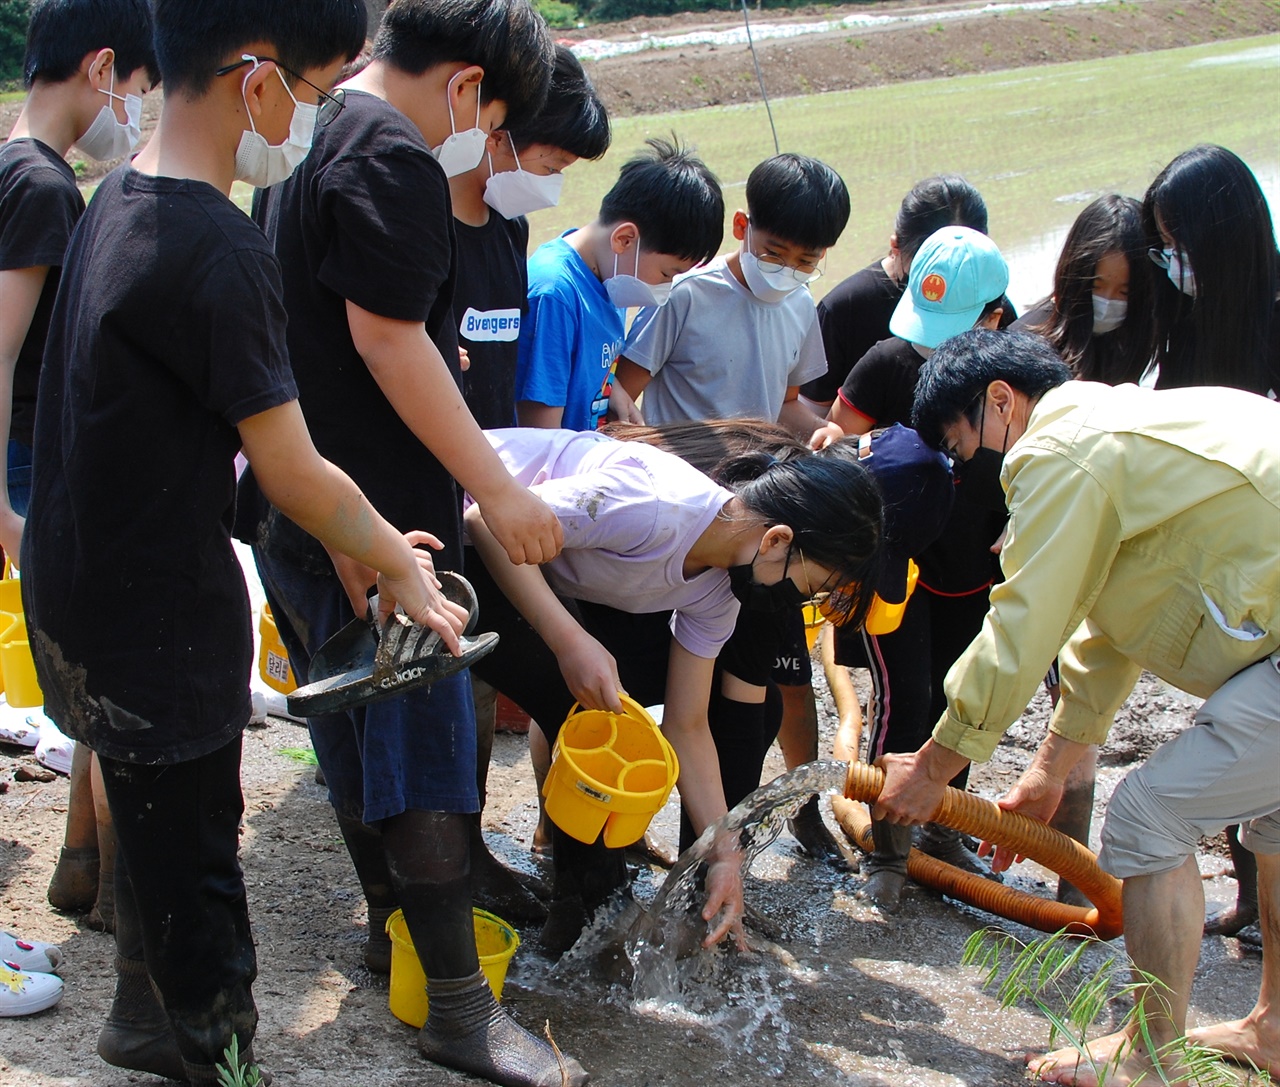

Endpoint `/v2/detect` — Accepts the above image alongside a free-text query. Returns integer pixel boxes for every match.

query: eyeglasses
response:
[755,253,824,283]
[797,548,836,608]
[215,54,346,128]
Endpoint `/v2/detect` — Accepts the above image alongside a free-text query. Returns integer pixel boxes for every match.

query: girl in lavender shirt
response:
[465,420,882,953]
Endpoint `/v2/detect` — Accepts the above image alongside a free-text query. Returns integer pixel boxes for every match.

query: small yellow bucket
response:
[257,606,297,694]
[864,559,919,636]
[542,694,679,848]
[0,614,42,708]
[802,602,826,652]
[0,577,21,616]
[386,908,519,1029]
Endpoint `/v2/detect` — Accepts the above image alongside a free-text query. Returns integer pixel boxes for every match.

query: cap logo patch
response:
[921,273,947,302]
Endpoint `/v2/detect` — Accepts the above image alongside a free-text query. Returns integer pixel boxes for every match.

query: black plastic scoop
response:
[285,571,498,717]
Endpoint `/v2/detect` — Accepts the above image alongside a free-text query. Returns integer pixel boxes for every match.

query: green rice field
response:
[531,35,1280,309]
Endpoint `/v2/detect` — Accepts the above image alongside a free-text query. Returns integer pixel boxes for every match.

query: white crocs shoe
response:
[0,962,64,1016]
[0,931,62,973]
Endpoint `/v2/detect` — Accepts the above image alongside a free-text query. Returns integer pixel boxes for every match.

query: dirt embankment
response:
[566,0,1279,116]
[2,0,1276,185]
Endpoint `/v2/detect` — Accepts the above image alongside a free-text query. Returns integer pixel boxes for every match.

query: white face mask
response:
[432,72,488,178]
[1091,292,1128,334]
[1164,249,1197,298]
[604,236,671,309]
[740,224,815,303]
[233,59,318,189]
[483,137,564,219]
[76,67,142,162]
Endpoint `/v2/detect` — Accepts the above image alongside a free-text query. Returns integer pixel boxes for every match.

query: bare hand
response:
[702,849,748,949]
[374,530,467,656]
[809,421,844,451]
[557,631,623,712]
[979,768,1065,873]
[483,484,563,565]
[608,383,644,425]
[990,525,1009,555]
[872,741,968,825]
[458,345,471,373]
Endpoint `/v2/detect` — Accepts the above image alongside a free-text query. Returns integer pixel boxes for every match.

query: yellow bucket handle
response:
[563,692,657,728]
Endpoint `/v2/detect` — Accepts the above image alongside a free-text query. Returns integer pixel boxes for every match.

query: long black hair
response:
[1027,194,1154,384]
[603,419,884,630]
[1143,144,1279,394]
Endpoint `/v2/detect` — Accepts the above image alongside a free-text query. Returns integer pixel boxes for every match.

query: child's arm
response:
[239,400,466,645]
[515,400,564,429]
[613,357,652,402]
[661,641,747,949]
[464,501,623,709]
[0,266,49,561]
[777,386,825,440]
[346,301,563,565]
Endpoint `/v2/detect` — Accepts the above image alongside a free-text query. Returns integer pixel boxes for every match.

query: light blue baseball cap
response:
[889,226,1009,349]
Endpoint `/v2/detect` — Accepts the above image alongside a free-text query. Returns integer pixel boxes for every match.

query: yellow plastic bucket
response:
[257,606,297,694]
[542,694,679,848]
[0,615,42,708]
[386,908,519,1028]
[803,602,826,652]
[0,577,21,616]
[864,559,919,636]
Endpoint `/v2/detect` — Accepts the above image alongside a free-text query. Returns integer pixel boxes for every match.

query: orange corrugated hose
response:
[834,763,1124,940]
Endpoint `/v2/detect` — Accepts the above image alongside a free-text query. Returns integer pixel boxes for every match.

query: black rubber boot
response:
[857,819,912,912]
[333,812,399,973]
[788,796,845,865]
[418,970,588,1087]
[96,956,185,1081]
[469,818,549,924]
[915,823,1000,880]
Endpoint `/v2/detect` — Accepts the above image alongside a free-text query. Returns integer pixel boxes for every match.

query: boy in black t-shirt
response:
[1,0,158,946]
[249,3,583,1085]
[23,3,468,1082]
[449,44,610,431]
[0,0,156,558]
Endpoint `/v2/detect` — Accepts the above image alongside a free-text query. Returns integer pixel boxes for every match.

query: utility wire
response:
[739,0,780,155]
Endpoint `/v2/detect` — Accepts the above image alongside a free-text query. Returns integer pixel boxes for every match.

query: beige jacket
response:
[933,380,1280,762]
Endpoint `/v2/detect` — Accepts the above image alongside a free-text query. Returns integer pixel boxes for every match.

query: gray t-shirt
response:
[622,256,827,425]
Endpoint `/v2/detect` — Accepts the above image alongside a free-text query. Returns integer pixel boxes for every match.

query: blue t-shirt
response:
[515,232,624,431]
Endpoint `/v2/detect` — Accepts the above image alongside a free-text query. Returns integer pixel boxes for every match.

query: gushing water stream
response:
[548,760,850,1075]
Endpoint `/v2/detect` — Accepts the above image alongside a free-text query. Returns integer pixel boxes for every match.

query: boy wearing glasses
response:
[615,153,849,439]
[246,2,585,1084]
[20,1,467,1082]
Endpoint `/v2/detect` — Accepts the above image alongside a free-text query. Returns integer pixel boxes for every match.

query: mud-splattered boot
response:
[96,956,185,1081]
[418,970,588,1086]
[916,823,999,880]
[856,819,912,912]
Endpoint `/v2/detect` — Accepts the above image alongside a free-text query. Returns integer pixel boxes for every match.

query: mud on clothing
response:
[620,256,828,426]
[454,212,529,430]
[23,167,296,763]
[0,138,85,447]
[515,233,624,431]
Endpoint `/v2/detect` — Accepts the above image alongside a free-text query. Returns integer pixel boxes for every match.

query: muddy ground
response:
[0,643,1266,1086]
[0,3,1274,1083]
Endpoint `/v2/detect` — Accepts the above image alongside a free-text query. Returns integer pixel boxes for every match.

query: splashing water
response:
[551,760,851,1076]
